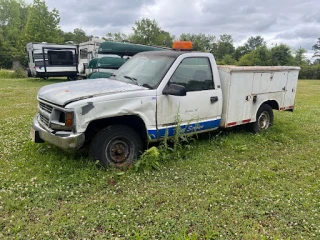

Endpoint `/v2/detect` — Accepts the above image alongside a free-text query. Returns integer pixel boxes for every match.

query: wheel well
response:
[263,100,279,110]
[85,115,148,143]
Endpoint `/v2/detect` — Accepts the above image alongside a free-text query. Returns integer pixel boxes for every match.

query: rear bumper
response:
[30,115,85,151]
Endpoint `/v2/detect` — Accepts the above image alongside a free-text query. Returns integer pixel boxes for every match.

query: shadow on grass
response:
[24,141,103,174]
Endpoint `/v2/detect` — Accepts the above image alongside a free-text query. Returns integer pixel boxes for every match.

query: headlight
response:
[50,109,74,131]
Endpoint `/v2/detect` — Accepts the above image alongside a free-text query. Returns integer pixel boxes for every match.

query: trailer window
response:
[48,50,74,65]
[80,49,88,59]
[169,57,214,91]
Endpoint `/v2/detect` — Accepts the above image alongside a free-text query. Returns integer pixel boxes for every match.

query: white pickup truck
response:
[30,42,300,168]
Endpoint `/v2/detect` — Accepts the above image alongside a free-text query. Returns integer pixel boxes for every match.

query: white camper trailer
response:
[78,38,104,77]
[26,42,79,80]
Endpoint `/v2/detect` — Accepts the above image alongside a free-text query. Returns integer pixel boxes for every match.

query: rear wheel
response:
[89,125,143,169]
[248,104,273,133]
[67,76,78,81]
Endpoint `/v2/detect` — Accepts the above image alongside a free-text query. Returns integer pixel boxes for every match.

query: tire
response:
[27,69,32,77]
[248,104,274,133]
[89,125,143,169]
[67,76,78,81]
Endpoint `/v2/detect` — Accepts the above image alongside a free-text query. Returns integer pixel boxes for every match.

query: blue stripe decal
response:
[148,118,221,140]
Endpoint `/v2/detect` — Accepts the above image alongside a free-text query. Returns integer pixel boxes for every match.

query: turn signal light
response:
[65,112,73,127]
[172,41,193,50]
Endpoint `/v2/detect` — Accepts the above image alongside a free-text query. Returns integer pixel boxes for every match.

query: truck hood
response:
[38,78,147,106]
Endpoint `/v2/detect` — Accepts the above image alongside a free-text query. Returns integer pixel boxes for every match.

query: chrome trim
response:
[31,114,85,151]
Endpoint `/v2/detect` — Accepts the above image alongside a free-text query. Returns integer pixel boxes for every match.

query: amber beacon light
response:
[172,41,193,50]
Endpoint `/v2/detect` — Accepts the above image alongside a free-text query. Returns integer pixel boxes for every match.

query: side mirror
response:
[162,84,186,96]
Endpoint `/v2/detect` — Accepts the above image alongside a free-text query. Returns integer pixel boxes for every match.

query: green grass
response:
[0,78,319,239]
[0,69,26,79]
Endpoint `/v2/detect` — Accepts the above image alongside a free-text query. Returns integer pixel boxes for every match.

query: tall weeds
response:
[0,68,27,79]
[134,116,197,172]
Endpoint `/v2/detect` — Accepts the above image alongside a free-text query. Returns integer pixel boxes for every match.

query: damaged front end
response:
[30,99,85,151]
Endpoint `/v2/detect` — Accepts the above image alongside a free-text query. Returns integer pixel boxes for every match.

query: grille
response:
[39,114,49,126]
[39,101,53,114]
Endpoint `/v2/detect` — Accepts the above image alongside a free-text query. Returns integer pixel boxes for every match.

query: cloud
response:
[44,0,319,52]
[45,0,155,35]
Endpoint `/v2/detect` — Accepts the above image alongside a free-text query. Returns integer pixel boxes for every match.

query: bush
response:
[12,68,27,78]
[299,64,320,79]
[0,68,27,79]
[0,69,13,78]
[237,46,271,66]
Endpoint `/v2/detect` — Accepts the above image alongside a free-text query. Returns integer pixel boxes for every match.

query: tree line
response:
[1,0,320,79]
[0,0,90,68]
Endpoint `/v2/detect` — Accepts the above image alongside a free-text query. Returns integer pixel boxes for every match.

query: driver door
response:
[155,56,222,138]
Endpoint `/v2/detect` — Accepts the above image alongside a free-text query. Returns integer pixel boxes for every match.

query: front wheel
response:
[89,125,143,169]
[248,104,274,133]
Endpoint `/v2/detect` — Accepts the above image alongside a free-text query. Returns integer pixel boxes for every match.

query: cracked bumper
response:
[30,115,85,151]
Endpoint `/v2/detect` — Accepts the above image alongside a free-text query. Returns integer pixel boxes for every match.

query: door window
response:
[169,57,214,91]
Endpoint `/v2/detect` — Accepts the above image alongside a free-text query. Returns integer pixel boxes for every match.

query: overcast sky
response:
[44,0,319,59]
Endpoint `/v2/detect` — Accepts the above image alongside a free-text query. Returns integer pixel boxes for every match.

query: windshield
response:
[110,54,175,89]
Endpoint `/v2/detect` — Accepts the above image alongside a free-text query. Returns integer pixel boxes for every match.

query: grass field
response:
[0,78,319,239]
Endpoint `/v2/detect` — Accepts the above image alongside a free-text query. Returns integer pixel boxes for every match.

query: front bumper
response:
[30,114,85,151]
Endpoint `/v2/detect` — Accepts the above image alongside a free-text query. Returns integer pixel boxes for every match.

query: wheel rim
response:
[106,138,133,165]
[258,111,270,130]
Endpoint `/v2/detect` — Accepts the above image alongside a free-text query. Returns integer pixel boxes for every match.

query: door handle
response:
[210,96,218,103]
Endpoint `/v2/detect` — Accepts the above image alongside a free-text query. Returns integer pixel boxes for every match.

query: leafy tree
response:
[104,32,129,42]
[244,36,266,51]
[270,44,294,66]
[233,46,249,61]
[299,64,320,79]
[24,0,62,44]
[237,46,271,66]
[220,54,236,65]
[130,18,174,47]
[233,36,265,62]
[72,28,89,43]
[61,30,74,42]
[312,38,320,58]
[179,33,215,52]
[0,28,12,68]
[63,28,89,43]
[294,47,307,66]
[0,0,29,67]
[211,34,235,61]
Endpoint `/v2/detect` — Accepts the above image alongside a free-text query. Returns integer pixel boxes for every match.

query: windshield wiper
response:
[124,75,138,85]
[123,75,152,89]
[142,83,153,89]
